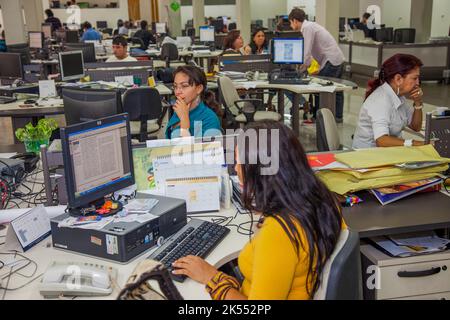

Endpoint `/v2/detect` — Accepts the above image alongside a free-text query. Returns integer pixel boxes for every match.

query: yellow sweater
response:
[238,216,312,300]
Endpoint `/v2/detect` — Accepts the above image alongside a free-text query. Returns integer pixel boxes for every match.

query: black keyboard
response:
[147,219,230,282]
[269,77,311,85]
[0,96,17,104]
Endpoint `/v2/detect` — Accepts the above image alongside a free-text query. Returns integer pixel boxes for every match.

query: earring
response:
[397,87,400,95]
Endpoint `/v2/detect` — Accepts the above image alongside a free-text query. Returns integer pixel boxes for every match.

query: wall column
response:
[236,0,250,45]
[316,0,340,41]
[410,0,433,43]
[192,0,205,33]
[0,0,27,44]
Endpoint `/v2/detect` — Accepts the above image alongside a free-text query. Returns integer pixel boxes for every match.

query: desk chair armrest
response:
[234,99,260,122]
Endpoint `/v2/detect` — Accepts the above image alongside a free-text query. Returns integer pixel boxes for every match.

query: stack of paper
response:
[315,145,450,195]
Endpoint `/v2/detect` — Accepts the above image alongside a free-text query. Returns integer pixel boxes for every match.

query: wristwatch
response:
[404,139,413,147]
[414,104,423,110]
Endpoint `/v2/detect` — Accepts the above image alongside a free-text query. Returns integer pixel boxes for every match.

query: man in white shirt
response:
[289,8,346,122]
[106,36,138,62]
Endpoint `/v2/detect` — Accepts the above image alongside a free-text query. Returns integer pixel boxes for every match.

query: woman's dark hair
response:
[238,120,342,298]
[288,8,307,23]
[117,19,124,28]
[249,28,267,54]
[223,30,241,51]
[45,9,54,17]
[173,66,223,117]
[366,53,423,100]
[141,20,148,30]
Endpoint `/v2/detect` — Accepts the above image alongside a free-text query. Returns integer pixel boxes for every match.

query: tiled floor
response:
[1,80,448,151]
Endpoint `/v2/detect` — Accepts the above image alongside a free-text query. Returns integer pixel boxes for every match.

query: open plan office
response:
[0,0,450,304]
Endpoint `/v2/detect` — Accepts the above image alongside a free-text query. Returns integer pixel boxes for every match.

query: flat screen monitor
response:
[66,30,79,43]
[59,50,85,81]
[7,44,31,65]
[271,38,304,65]
[96,21,108,29]
[199,26,215,43]
[65,42,96,63]
[42,23,53,39]
[210,19,224,33]
[0,53,23,79]
[62,87,122,126]
[339,17,346,32]
[348,18,360,29]
[60,113,134,213]
[156,23,167,34]
[29,31,44,49]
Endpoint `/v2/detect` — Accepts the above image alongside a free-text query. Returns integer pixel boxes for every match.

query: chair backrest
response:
[122,87,163,122]
[316,108,340,151]
[160,42,179,61]
[217,76,241,118]
[314,229,363,300]
[425,112,450,158]
[186,27,195,38]
[394,28,416,44]
[65,42,96,63]
[228,23,237,31]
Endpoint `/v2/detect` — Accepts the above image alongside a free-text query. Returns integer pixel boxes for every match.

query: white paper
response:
[114,75,134,86]
[39,80,57,98]
[146,139,171,148]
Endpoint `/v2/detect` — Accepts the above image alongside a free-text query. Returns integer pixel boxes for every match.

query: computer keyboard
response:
[269,77,311,85]
[0,96,17,104]
[147,219,230,282]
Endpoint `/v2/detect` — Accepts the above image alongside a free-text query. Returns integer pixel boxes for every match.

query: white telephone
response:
[39,261,117,298]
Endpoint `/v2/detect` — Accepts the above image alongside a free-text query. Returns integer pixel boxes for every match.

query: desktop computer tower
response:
[50,194,187,263]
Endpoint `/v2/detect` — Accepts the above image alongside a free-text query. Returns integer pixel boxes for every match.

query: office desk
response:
[0,205,252,300]
[0,84,172,143]
[343,191,450,238]
[208,78,356,137]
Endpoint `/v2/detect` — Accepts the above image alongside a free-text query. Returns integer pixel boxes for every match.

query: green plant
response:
[15,118,58,142]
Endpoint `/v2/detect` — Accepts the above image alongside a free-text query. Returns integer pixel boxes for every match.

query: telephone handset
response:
[39,261,117,298]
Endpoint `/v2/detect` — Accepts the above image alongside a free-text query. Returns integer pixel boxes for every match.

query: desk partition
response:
[340,41,450,81]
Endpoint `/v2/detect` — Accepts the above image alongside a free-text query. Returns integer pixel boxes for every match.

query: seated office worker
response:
[355,12,375,39]
[222,30,247,55]
[134,20,156,49]
[352,54,424,149]
[243,28,268,55]
[172,120,345,300]
[289,9,346,122]
[166,66,222,139]
[106,36,138,62]
[80,21,102,42]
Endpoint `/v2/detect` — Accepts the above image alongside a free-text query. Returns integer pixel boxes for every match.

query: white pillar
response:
[21,0,45,33]
[158,0,182,37]
[0,0,27,44]
[315,0,340,41]
[236,0,251,46]
[410,0,433,43]
[193,0,205,33]
[140,0,153,23]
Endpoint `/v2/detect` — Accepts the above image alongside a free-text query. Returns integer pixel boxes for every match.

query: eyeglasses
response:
[172,83,193,92]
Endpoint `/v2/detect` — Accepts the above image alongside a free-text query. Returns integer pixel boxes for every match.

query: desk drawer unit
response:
[361,244,450,300]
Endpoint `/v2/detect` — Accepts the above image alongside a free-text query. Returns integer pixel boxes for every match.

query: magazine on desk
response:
[370,177,443,205]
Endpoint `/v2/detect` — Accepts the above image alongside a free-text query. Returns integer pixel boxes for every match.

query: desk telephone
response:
[39,261,117,298]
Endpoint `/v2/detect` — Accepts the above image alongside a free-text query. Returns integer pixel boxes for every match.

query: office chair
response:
[113,29,119,36]
[217,76,281,128]
[425,113,450,158]
[314,229,363,300]
[394,28,416,44]
[160,42,180,68]
[128,37,146,50]
[122,87,165,142]
[316,108,341,151]
[186,27,196,38]
[228,23,237,31]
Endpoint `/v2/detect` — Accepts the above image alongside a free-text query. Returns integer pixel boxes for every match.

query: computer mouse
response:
[24,99,37,104]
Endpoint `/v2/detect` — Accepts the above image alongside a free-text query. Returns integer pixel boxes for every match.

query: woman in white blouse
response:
[353,54,425,149]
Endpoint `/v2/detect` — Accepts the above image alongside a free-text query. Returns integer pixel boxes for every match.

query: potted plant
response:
[15,118,59,154]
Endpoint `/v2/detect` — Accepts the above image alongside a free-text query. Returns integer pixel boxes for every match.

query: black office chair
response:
[228,23,237,31]
[314,229,363,300]
[186,27,196,38]
[122,87,165,142]
[160,43,179,68]
[113,29,119,36]
[128,37,146,50]
[394,28,416,44]
[65,43,96,63]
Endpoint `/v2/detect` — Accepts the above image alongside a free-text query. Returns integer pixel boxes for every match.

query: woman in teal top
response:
[166,66,222,139]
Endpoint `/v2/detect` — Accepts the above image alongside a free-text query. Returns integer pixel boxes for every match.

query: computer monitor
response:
[96,21,108,29]
[62,87,122,125]
[55,30,67,43]
[42,23,53,39]
[199,26,215,43]
[348,18,360,29]
[66,30,79,43]
[156,22,167,34]
[7,44,31,65]
[271,38,304,65]
[29,31,44,49]
[210,19,224,33]
[59,51,85,81]
[339,17,346,32]
[65,42,96,63]
[60,113,134,215]
[0,53,23,80]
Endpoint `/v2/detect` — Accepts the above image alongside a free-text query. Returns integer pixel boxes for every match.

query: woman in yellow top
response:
[172,120,344,300]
